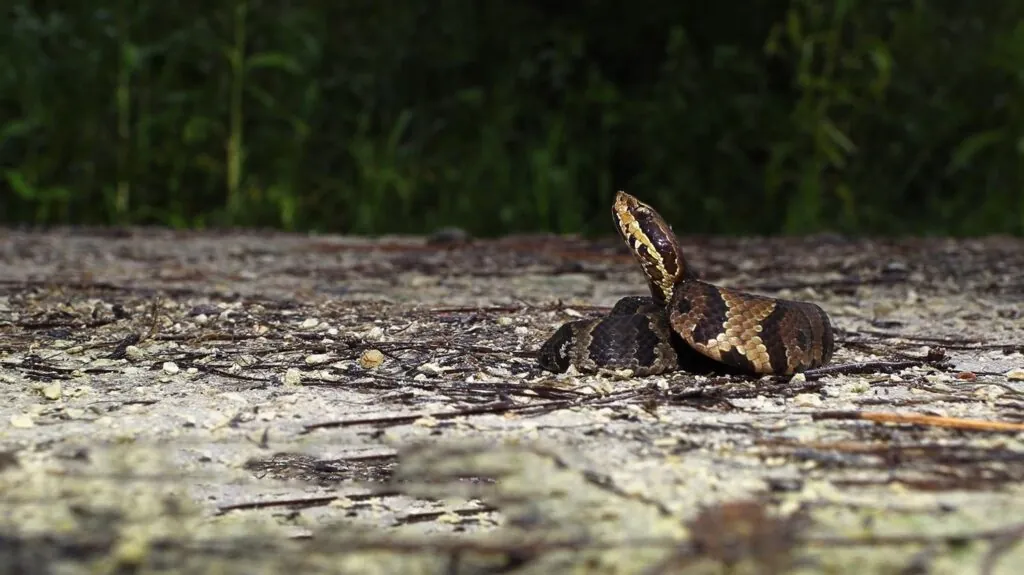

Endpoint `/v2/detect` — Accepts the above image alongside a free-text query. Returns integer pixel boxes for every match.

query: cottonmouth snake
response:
[538,191,835,376]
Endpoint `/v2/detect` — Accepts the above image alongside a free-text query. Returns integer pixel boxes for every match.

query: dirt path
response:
[1,228,1023,574]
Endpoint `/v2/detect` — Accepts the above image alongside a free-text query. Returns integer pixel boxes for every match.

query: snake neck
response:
[613,191,697,305]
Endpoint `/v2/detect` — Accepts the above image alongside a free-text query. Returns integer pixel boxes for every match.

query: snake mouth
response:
[612,190,690,304]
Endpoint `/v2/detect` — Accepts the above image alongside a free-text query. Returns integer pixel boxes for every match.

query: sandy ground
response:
[0,227,1022,574]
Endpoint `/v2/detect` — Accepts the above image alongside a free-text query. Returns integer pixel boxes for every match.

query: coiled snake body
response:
[538,191,835,376]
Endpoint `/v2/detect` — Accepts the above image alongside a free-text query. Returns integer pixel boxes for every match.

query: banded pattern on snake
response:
[538,191,834,376]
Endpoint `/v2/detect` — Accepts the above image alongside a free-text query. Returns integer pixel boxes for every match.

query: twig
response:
[813,411,1024,433]
[799,361,927,380]
[300,399,573,433]
[216,495,340,515]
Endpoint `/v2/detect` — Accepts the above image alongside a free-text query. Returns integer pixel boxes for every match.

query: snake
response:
[538,191,835,376]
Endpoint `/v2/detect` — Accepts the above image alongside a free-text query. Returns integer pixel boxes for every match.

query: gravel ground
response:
[0,228,1023,574]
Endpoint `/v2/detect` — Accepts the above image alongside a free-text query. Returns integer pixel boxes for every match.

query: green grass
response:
[2,1,1023,236]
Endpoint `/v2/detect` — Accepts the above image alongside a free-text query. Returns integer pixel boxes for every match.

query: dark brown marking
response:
[610,296,659,315]
[758,305,795,374]
[719,347,754,372]
[539,191,836,377]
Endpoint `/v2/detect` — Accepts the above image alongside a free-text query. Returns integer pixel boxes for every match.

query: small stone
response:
[41,382,62,400]
[418,362,445,375]
[792,393,822,407]
[9,414,34,428]
[1006,368,1024,381]
[189,304,221,316]
[436,511,463,524]
[414,415,439,427]
[496,316,514,327]
[904,289,919,304]
[328,496,356,509]
[358,349,385,370]
[300,318,319,329]
[305,353,330,365]
[162,361,180,374]
[883,261,908,274]
[514,326,530,336]
[974,385,1007,400]
[365,326,385,340]
[409,275,437,288]
[220,392,248,403]
[790,373,807,383]
[283,368,303,386]
[956,371,977,381]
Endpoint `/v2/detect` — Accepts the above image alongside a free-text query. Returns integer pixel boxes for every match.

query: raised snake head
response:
[612,191,694,305]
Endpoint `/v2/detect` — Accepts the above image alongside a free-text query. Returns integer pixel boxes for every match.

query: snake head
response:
[613,191,692,305]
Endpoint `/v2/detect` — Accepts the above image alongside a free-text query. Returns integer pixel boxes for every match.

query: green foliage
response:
[1,0,1022,235]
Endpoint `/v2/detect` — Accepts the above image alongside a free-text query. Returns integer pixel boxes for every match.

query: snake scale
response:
[538,191,835,376]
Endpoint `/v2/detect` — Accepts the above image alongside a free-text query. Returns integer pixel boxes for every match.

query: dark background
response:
[2,1,1023,236]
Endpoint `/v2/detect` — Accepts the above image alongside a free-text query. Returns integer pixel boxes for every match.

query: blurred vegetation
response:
[1,0,1023,236]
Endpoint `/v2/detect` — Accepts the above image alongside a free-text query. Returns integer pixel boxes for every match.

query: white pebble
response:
[974,385,1007,400]
[792,393,822,407]
[283,368,303,386]
[41,382,62,400]
[305,353,330,365]
[9,414,34,428]
[358,349,385,369]
[162,361,180,374]
[418,362,445,375]
[1006,368,1024,381]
